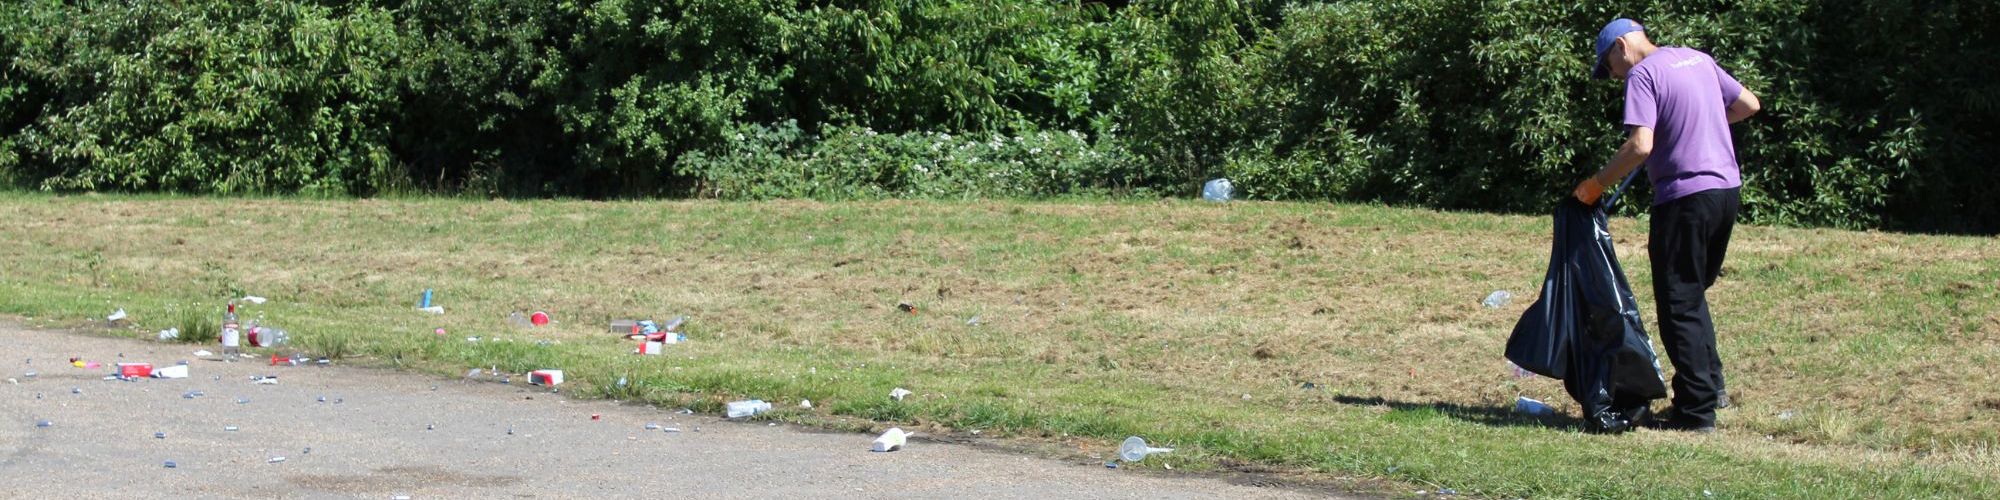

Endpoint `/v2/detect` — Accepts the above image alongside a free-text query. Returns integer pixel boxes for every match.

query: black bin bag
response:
[1506,186,1667,433]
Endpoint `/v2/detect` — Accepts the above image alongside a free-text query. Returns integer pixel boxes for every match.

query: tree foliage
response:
[2,0,1991,231]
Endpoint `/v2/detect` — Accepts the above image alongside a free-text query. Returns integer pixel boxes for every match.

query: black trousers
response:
[1649,187,1739,424]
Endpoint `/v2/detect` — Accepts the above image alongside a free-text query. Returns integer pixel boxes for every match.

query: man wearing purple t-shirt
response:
[1574,18,1762,433]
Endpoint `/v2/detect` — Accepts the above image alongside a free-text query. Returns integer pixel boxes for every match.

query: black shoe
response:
[1585,405,1654,435]
[1648,408,1716,433]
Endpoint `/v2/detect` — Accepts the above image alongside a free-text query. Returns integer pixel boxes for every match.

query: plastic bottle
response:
[248,323,288,347]
[725,400,771,418]
[220,302,241,359]
[1515,396,1554,416]
[1201,178,1234,202]
[1482,290,1513,308]
[1118,436,1174,462]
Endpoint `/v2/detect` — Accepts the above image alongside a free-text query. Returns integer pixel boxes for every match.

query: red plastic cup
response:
[530,311,550,326]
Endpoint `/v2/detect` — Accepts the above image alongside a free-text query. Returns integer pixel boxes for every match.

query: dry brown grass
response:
[3,195,1996,496]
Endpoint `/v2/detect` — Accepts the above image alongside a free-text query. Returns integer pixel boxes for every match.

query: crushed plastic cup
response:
[157,328,181,341]
[1482,290,1513,309]
[242,295,268,305]
[725,400,772,419]
[800,399,813,409]
[871,427,912,452]
[889,388,913,401]
[1118,436,1174,462]
[1201,178,1234,202]
[107,308,128,323]
[1515,396,1554,416]
[530,311,550,326]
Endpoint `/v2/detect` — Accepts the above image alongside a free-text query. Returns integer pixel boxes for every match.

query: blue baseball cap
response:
[1593,18,1644,79]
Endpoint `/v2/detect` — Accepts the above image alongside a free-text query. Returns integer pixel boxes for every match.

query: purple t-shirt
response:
[1623,47,1745,205]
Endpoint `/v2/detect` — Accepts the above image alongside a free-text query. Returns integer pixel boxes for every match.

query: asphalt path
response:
[0,321,1341,499]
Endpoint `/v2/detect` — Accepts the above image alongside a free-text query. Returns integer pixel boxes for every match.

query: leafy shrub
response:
[0,0,1992,231]
[682,120,1144,200]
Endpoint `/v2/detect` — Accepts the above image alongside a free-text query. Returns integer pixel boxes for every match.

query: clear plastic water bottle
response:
[248,324,288,347]
[725,400,771,418]
[1482,290,1513,308]
[1515,396,1554,416]
[1118,436,1174,462]
[1201,178,1234,202]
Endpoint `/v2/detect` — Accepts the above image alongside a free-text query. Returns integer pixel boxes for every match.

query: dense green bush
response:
[681,120,1144,200]
[1,0,1992,232]
[2,1,404,195]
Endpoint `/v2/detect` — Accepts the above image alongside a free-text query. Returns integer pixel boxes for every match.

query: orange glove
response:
[1573,177,1606,205]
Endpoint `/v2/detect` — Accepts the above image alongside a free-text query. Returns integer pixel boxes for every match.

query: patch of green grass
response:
[0,196,1994,498]
[172,306,219,344]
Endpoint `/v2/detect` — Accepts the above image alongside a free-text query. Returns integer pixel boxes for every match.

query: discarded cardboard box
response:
[152,365,189,379]
[638,340,665,355]
[529,369,564,386]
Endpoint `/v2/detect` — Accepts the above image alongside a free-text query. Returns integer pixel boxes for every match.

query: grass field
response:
[2,193,1995,498]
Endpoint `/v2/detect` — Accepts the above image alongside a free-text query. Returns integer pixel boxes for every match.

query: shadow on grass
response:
[1332,395,1584,431]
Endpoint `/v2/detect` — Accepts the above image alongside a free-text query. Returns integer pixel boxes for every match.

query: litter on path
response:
[871,428,912,452]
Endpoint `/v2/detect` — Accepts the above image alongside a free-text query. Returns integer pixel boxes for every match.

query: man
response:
[1574,18,1761,433]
